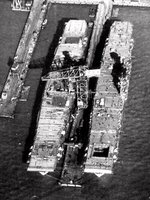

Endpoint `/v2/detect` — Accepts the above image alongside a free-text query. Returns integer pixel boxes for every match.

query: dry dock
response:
[85,21,134,176]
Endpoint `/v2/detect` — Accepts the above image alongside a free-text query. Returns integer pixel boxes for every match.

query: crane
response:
[42,65,100,108]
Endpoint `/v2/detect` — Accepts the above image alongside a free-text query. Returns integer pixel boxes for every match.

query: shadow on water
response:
[28,56,46,69]
[43,17,77,75]
[7,56,14,67]
[92,18,119,69]
[22,80,45,162]
[81,173,110,200]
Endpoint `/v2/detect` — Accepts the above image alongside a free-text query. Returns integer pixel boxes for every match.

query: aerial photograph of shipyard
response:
[1,0,150,199]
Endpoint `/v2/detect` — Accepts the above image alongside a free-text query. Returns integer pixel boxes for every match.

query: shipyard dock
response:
[27,0,113,185]
[2,0,150,199]
[0,0,134,185]
[0,0,112,118]
[0,1,149,116]
[28,0,134,186]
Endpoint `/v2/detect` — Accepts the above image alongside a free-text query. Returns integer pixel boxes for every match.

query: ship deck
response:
[85,21,134,175]
[27,2,97,175]
[27,84,75,172]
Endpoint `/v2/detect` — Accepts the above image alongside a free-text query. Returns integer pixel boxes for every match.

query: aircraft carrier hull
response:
[85,21,134,177]
[27,1,113,181]
[27,81,75,173]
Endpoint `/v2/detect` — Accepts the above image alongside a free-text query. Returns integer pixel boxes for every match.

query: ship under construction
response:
[27,0,114,187]
[27,0,134,186]
[0,0,135,187]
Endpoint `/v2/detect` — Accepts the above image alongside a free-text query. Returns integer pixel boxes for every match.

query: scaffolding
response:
[42,66,89,109]
[41,67,101,109]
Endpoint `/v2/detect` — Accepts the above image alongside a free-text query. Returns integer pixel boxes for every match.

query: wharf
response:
[49,0,110,4]
[84,21,134,176]
[0,0,49,118]
[113,0,150,7]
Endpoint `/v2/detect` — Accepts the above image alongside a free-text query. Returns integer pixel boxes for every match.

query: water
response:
[0,2,150,200]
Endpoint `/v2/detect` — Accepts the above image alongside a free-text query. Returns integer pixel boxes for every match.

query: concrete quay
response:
[113,0,150,7]
[49,0,110,4]
[0,0,49,118]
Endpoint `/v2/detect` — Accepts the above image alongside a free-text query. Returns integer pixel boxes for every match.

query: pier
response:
[27,0,113,186]
[113,0,150,7]
[0,0,49,118]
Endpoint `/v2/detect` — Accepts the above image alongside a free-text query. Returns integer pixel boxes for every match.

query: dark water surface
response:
[0,2,150,200]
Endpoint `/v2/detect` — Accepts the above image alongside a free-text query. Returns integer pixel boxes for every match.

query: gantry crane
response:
[42,65,100,109]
